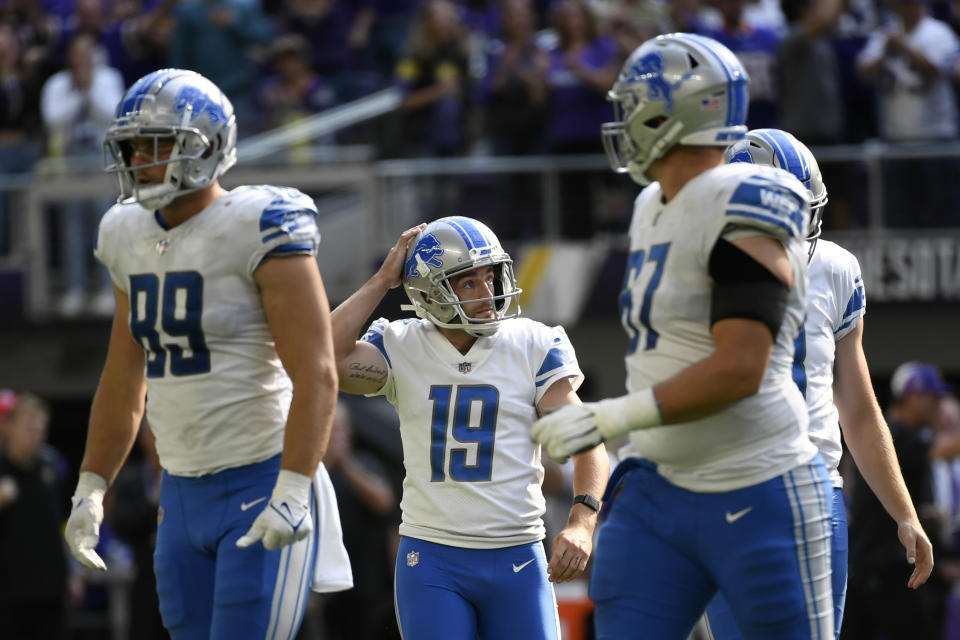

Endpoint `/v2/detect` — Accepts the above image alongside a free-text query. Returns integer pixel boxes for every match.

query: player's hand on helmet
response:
[237,470,313,551]
[376,224,426,289]
[65,472,108,571]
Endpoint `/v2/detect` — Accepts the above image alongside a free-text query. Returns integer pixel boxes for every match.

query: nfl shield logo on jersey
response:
[458,362,471,374]
[406,550,419,567]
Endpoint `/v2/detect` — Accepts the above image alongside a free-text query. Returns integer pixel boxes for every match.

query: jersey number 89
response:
[129,271,211,378]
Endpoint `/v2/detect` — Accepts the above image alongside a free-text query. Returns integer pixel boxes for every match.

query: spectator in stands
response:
[481,0,549,238]
[700,0,782,129]
[321,403,399,640]
[169,0,273,129]
[254,34,337,139]
[274,0,377,102]
[932,395,960,639]
[50,0,177,86]
[484,0,548,155]
[778,0,845,144]
[545,0,619,238]
[0,22,42,258]
[844,362,951,639]
[0,392,70,640]
[857,0,959,142]
[856,0,960,229]
[40,32,123,317]
[394,0,473,158]
[110,421,167,640]
[365,0,421,86]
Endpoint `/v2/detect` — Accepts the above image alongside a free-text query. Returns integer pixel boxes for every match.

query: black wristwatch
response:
[573,493,601,513]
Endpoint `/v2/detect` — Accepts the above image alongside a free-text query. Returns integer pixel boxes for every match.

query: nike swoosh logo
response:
[725,506,753,524]
[512,559,535,573]
[241,497,267,511]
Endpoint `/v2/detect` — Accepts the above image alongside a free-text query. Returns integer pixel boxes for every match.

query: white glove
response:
[532,389,662,461]
[65,472,108,571]
[236,469,313,551]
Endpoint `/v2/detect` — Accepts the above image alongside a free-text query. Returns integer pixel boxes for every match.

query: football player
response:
[701,130,934,639]
[63,69,346,639]
[330,216,609,640]
[532,34,835,639]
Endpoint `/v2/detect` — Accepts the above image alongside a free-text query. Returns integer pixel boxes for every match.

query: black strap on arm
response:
[708,237,790,339]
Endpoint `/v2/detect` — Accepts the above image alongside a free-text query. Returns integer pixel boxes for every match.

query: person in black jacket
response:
[0,392,70,640]
[844,362,951,639]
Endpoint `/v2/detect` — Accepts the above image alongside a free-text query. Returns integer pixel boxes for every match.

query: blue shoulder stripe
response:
[535,346,575,387]
[726,177,806,238]
[268,242,316,255]
[360,322,391,368]
[842,284,865,319]
[259,202,318,245]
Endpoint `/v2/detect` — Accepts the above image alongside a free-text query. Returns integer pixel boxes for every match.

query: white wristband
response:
[74,471,107,504]
[594,388,663,441]
[273,469,312,505]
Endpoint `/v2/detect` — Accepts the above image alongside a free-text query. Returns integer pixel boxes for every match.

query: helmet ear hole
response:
[644,115,667,130]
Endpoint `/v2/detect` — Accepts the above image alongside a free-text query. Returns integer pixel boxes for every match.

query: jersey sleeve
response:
[720,171,810,244]
[246,187,321,277]
[359,317,396,403]
[93,204,128,293]
[834,252,866,340]
[532,324,584,406]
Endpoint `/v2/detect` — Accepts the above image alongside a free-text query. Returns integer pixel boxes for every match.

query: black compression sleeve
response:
[708,238,790,339]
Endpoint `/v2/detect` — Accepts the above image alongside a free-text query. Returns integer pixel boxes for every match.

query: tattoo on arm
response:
[348,362,387,384]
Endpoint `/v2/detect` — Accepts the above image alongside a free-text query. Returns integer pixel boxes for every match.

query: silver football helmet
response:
[724,128,828,259]
[103,69,238,210]
[401,217,521,337]
[602,33,749,186]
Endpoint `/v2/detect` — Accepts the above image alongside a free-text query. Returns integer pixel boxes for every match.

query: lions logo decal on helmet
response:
[405,234,444,281]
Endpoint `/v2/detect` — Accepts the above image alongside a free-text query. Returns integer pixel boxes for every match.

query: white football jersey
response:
[362,317,583,549]
[617,163,818,492]
[95,185,321,476]
[804,239,866,487]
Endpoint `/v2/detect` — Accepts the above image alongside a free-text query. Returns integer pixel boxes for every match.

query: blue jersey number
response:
[428,385,499,482]
[619,243,670,354]
[129,271,210,378]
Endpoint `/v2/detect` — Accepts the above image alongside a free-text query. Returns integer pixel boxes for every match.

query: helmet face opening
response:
[402,217,522,337]
[723,128,828,259]
[103,69,237,210]
[602,33,749,185]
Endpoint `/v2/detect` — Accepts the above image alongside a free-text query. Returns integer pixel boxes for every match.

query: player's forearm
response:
[568,446,609,527]
[330,274,392,359]
[280,359,339,475]
[655,352,766,424]
[843,400,920,526]
[81,373,146,486]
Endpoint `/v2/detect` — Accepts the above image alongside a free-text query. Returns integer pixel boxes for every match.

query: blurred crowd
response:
[0,388,591,640]
[3,0,960,316]
[6,0,960,155]
[3,365,960,639]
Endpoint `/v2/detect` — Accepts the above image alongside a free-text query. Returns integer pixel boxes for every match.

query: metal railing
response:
[4,140,960,318]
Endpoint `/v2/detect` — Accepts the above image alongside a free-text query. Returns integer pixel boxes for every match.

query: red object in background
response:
[557,593,594,640]
[0,388,18,421]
